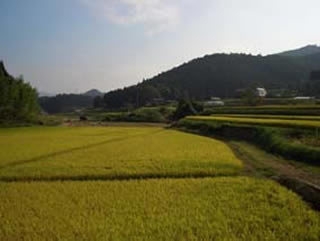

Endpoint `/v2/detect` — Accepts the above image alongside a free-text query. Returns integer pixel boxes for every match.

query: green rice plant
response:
[0,177,319,241]
[0,126,242,181]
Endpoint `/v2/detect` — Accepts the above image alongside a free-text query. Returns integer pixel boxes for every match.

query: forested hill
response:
[39,89,104,114]
[276,45,320,57]
[0,61,39,122]
[103,52,320,108]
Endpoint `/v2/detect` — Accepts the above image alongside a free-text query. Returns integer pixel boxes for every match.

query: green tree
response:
[171,99,203,120]
[241,88,260,106]
[0,62,39,122]
[93,96,103,108]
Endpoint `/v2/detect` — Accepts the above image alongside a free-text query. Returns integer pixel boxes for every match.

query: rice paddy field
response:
[213,114,320,121]
[187,116,320,129]
[1,177,319,241]
[213,105,320,110]
[0,126,319,241]
[206,105,320,116]
[0,127,242,180]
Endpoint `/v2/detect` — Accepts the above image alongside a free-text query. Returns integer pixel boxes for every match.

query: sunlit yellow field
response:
[1,177,319,241]
[0,126,242,180]
[0,126,319,241]
[213,114,320,121]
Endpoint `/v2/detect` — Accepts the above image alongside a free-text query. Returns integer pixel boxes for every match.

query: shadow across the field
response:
[0,171,240,183]
[0,129,165,170]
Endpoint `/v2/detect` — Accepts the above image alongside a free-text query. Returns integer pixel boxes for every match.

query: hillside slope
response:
[276,45,320,57]
[83,89,104,97]
[103,52,320,108]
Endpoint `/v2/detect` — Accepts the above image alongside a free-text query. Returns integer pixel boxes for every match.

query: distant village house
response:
[204,97,225,107]
[293,96,315,100]
[256,88,267,97]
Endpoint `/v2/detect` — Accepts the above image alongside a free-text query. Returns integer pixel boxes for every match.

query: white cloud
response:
[82,0,182,35]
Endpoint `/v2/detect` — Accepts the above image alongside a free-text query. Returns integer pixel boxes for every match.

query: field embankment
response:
[179,117,320,165]
[229,141,320,210]
[176,118,320,210]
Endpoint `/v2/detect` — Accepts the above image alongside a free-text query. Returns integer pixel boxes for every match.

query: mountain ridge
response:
[102,50,320,108]
[275,45,320,57]
[83,89,104,97]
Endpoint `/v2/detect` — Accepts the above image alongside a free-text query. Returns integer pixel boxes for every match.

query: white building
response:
[256,88,267,97]
[293,96,315,100]
[204,97,225,106]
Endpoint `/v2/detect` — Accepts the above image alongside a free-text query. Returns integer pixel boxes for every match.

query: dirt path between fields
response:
[229,141,320,186]
[174,127,320,210]
[228,141,320,211]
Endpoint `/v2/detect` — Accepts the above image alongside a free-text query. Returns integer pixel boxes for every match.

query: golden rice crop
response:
[0,126,242,180]
[214,114,320,121]
[212,104,320,110]
[187,116,320,129]
[0,177,319,241]
[207,105,320,115]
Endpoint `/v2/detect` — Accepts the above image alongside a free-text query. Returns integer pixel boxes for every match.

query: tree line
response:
[39,94,93,114]
[0,61,39,122]
[306,71,320,96]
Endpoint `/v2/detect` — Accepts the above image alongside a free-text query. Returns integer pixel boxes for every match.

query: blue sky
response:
[1,0,319,94]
